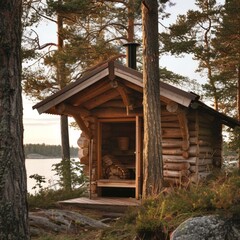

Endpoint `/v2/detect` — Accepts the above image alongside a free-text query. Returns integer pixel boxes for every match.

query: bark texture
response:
[142,0,164,198]
[0,0,29,239]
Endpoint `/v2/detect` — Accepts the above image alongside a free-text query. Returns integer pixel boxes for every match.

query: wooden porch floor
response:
[58,197,141,212]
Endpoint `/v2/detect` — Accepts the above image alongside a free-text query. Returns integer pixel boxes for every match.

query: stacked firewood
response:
[102,154,130,180]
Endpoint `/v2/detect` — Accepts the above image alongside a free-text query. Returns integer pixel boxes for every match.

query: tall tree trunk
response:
[0,0,29,238]
[142,0,164,198]
[60,115,71,190]
[237,65,240,169]
[127,0,135,42]
[57,8,71,191]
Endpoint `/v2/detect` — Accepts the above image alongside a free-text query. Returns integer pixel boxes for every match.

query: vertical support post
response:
[89,138,93,199]
[96,120,102,196]
[136,116,142,199]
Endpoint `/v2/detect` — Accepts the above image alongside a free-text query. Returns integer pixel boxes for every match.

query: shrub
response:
[135,170,240,238]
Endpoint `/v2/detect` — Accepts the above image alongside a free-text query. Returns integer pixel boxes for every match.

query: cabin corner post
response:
[136,116,142,199]
[212,122,222,168]
[96,119,102,196]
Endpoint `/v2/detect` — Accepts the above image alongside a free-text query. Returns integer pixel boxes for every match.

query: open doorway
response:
[97,119,138,198]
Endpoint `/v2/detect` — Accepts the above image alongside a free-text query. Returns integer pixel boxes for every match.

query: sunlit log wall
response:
[77,116,98,193]
[162,106,222,185]
[77,104,223,188]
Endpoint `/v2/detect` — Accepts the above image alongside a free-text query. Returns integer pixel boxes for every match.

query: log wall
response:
[162,107,222,185]
[77,104,223,191]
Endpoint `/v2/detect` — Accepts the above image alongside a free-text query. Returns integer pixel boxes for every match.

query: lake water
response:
[26,158,62,194]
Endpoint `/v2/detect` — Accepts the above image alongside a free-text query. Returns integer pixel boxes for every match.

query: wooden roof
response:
[33,60,240,128]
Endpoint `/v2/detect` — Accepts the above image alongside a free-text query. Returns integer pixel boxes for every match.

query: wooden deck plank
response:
[58,197,140,212]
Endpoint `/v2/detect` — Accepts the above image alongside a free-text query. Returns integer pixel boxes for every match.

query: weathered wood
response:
[161,122,180,128]
[164,162,190,170]
[100,100,125,108]
[116,84,133,111]
[162,141,182,148]
[163,170,190,178]
[163,155,197,164]
[161,115,178,122]
[78,148,89,157]
[85,89,120,110]
[73,114,92,139]
[97,179,135,188]
[92,107,143,118]
[70,80,111,106]
[80,156,89,165]
[177,111,190,151]
[166,101,179,113]
[162,148,182,155]
[77,137,89,148]
[162,129,182,138]
[164,177,182,184]
[136,116,142,199]
[56,103,90,117]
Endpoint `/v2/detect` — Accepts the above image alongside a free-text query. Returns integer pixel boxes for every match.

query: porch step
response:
[58,197,140,213]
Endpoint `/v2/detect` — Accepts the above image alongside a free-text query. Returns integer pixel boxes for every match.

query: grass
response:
[28,187,86,210]
[29,169,240,240]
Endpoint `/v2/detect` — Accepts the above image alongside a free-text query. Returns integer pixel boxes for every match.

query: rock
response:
[170,215,240,240]
[29,209,109,237]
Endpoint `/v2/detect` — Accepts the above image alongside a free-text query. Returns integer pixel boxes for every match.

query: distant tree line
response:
[24,144,78,158]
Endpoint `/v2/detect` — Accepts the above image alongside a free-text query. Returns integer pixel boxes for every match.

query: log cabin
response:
[33,48,240,199]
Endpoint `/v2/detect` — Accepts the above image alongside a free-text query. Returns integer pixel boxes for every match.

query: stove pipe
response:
[123,42,140,70]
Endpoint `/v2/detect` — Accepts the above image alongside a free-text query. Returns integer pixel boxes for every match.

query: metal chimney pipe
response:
[123,42,140,70]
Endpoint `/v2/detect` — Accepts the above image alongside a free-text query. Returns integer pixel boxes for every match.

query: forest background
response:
[22,0,240,154]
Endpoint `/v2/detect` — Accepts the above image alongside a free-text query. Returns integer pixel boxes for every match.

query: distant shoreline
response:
[26,153,78,159]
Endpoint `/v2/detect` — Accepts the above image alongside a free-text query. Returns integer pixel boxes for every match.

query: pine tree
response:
[0,0,29,238]
[160,0,222,110]
[142,0,164,198]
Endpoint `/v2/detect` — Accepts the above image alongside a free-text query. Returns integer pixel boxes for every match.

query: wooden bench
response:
[97,179,136,188]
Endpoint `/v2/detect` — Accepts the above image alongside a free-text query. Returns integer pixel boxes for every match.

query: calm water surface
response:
[26,158,61,194]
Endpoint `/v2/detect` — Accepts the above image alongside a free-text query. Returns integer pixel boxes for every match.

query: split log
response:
[163,170,190,178]
[164,162,190,171]
[163,155,197,164]
[77,137,89,148]
[78,148,89,158]
[189,128,213,137]
[162,148,182,155]
[161,122,180,128]
[188,146,213,156]
[80,156,89,165]
[161,115,178,122]
[162,129,182,138]
[162,141,182,148]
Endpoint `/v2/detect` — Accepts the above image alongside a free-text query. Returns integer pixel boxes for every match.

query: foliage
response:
[135,170,240,238]
[52,158,87,190]
[28,158,87,209]
[29,174,46,191]
[24,144,78,158]
[28,187,86,210]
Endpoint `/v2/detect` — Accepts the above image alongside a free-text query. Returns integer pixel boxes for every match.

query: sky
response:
[22,1,208,147]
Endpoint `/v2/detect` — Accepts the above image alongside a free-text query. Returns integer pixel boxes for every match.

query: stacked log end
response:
[77,117,98,194]
[162,108,221,185]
